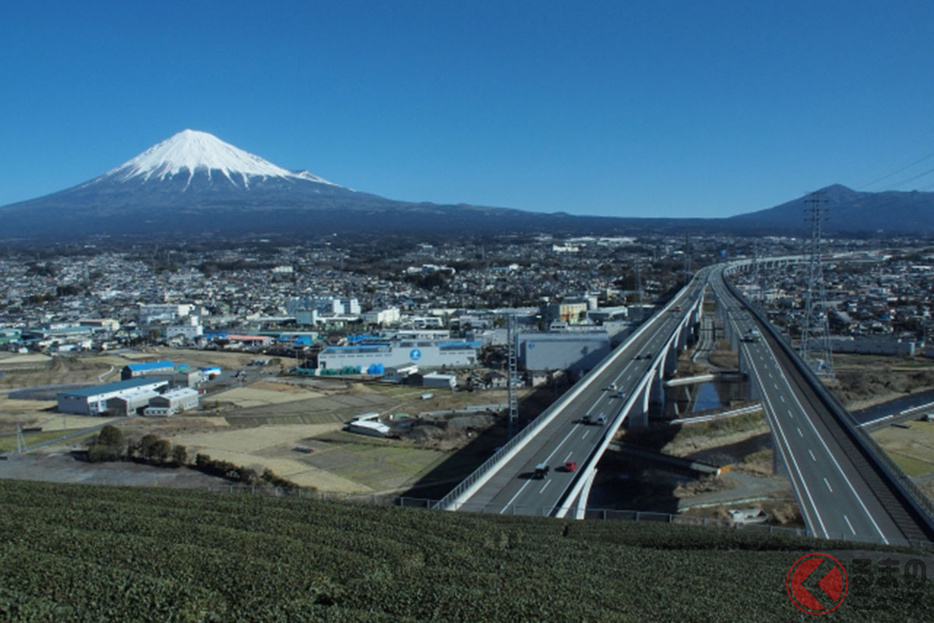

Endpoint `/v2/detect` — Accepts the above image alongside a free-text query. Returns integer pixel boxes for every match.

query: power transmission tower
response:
[506,313,519,439]
[752,244,761,307]
[800,191,834,377]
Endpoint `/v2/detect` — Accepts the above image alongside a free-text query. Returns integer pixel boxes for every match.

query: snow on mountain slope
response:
[96,129,338,189]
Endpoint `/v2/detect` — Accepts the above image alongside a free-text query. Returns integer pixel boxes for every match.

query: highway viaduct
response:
[435,259,934,546]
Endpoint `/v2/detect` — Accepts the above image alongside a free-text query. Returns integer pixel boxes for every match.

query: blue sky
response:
[3,1,934,218]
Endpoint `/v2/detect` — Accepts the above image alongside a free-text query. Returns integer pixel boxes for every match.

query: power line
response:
[887,163,934,190]
[859,149,934,190]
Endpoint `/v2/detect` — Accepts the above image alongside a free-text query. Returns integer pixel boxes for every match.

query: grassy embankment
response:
[0,479,930,622]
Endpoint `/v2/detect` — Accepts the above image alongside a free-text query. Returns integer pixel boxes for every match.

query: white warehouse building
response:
[144,387,200,417]
[318,339,479,373]
[58,379,169,416]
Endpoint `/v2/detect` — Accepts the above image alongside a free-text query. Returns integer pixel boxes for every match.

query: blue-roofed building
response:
[57,378,170,415]
[121,360,175,380]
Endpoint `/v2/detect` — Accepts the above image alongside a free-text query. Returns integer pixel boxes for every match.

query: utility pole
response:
[752,243,761,307]
[683,232,692,281]
[506,313,519,439]
[635,262,643,305]
[800,191,834,377]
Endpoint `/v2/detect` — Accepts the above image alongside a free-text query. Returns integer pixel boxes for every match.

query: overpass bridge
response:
[436,259,934,545]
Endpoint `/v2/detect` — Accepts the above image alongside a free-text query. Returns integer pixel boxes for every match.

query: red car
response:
[564,460,578,472]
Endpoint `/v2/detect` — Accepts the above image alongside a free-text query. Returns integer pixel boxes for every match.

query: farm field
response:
[0,479,929,622]
[873,420,934,478]
[0,356,518,494]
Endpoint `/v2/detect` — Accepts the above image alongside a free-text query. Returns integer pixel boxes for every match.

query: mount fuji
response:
[94,129,339,190]
[0,129,569,240]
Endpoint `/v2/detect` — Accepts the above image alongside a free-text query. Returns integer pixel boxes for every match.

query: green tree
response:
[137,433,161,461]
[87,425,125,462]
[152,439,172,464]
[172,444,188,466]
[98,425,124,449]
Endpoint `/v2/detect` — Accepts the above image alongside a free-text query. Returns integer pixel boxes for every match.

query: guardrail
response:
[718,265,934,540]
[433,275,705,511]
[549,293,706,517]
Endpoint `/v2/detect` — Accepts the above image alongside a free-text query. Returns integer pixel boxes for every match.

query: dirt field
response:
[872,419,934,478]
[0,355,116,391]
[0,354,521,495]
[830,354,934,410]
[211,380,324,408]
[113,347,299,371]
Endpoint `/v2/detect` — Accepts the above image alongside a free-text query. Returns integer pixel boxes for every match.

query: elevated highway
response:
[437,259,934,545]
[435,272,709,516]
[713,264,934,545]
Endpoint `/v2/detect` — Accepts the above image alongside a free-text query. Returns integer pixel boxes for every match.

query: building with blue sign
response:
[317,338,478,373]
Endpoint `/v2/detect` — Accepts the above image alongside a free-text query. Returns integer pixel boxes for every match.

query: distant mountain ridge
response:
[2,130,933,240]
[724,184,934,236]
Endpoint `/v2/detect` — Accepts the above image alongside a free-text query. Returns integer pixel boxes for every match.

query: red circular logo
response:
[786,553,848,615]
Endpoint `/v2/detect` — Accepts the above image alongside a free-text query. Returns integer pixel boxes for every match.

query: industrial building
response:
[421,372,457,389]
[107,388,162,416]
[138,304,194,325]
[121,360,175,380]
[57,379,169,415]
[519,331,611,373]
[144,387,200,416]
[361,307,401,327]
[166,316,204,341]
[317,338,479,373]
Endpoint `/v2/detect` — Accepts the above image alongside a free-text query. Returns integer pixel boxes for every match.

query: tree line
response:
[86,425,297,488]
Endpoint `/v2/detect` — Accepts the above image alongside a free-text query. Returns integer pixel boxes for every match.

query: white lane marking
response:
[824,478,833,493]
[500,480,533,513]
[779,395,786,403]
[563,451,574,462]
[581,430,590,441]
[844,514,856,535]
[500,424,579,514]
[797,427,803,437]
[539,480,551,494]
[809,450,817,462]
[743,344,828,538]
[770,350,890,544]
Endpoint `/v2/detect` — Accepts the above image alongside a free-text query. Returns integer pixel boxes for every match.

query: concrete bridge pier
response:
[663,342,679,377]
[675,325,688,351]
[648,361,667,419]
[737,346,762,403]
[628,382,651,428]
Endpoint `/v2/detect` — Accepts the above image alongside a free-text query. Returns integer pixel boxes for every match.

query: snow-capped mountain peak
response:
[101,129,337,189]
